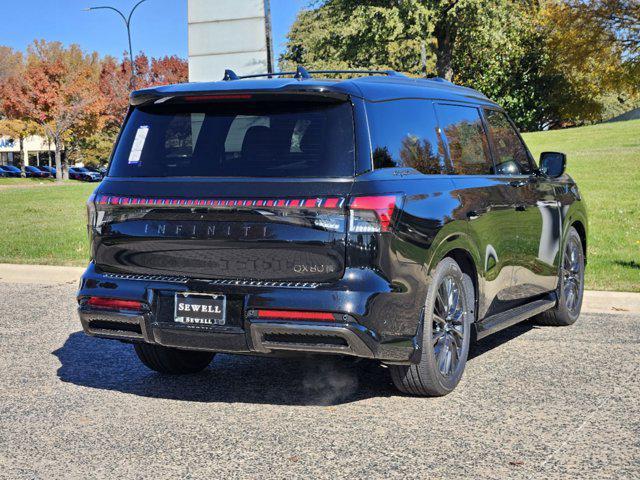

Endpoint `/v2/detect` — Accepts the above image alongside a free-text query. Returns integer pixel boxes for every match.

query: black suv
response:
[77,68,587,396]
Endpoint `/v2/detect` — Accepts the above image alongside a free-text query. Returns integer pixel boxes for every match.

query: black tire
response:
[389,258,474,396]
[134,343,215,374]
[535,226,585,326]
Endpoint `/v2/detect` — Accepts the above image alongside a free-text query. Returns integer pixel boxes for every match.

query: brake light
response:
[86,297,144,312]
[256,310,335,321]
[348,195,399,233]
[183,94,252,102]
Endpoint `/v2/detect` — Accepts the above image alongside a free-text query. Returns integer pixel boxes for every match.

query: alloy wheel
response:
[432,275,466,377]
[562,236,583,314]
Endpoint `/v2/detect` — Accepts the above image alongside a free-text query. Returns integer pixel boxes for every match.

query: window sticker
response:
[128,125,149,164]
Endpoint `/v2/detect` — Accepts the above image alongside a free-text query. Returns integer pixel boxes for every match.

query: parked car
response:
[24,165,50,178]
[0,165,22,177]
[40,165,57,177]
[69,167,102,182]
[84,166,108,178]
[77,68,587,396]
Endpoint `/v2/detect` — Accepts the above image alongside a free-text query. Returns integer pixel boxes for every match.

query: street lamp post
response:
[84,0,149,90]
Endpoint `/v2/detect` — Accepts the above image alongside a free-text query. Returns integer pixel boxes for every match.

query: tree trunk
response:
[54,140,63,182]
[19,137,27,174]
[434,19,455,82]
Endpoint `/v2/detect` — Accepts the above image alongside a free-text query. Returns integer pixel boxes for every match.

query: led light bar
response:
[255,310,335,321]
[94,195,345,210]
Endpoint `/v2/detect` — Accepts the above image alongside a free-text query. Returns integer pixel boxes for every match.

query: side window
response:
[484,109,532,175]
[435,104,493,175]
[367,99,446,174]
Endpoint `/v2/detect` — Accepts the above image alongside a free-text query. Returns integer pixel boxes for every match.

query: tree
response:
[280,1,432,75]
[99,56,131,134]
[0,41,106,180]
[280,0,519,80]
[570,1,639,66]
[558,0,639,93]
[150,55,189,85]
[426,0,508,81]
[280,0,638,130]
[0,47,23,81]
[99,53,188,134]
[280,0,545,124]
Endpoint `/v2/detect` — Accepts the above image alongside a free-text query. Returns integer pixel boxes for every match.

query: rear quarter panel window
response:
[367,99,446,174]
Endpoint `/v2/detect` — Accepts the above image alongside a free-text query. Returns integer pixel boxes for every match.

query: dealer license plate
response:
[174,292,226,326]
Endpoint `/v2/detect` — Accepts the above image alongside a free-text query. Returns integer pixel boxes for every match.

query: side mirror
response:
[540,152,566,178]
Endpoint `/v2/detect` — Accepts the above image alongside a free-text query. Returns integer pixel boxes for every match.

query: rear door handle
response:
[466,210,480,220]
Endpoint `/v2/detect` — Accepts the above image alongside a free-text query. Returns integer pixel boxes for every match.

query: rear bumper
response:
[79,308,376,359]
[77,262,426,364]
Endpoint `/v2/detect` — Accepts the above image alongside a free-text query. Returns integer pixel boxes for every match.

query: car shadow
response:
[469,320,536,360]
[54,323,536,406]
[53,332,396,406]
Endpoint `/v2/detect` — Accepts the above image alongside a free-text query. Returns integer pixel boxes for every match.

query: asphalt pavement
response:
[0,281,638,479]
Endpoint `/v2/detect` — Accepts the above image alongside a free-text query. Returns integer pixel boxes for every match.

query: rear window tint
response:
[109,101,355,178]
[367,99,446,174]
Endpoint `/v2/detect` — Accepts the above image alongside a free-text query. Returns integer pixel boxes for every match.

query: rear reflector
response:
[348,195,399,232]
[86,297,144,312]
[256,310,335,321]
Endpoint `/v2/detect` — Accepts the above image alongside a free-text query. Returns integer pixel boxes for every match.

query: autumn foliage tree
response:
[0,41,188,173]
[1,41,106,180]
[99,53,188,134]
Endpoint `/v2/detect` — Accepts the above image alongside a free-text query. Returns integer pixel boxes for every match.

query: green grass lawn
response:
[0,119,638,290]
[522,119,640,292]
[0,182,95,266]
[0,177,58,186]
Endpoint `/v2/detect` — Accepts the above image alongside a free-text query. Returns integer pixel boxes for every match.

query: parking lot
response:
[0,280,638,479]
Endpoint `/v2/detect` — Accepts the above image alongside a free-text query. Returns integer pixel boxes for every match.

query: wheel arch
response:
[571,220,587,264]
[561,196,588,266]
[425,233,481,322]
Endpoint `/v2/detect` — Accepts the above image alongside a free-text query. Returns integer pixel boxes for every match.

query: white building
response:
[188,0,273,82]
[0,134,55,167]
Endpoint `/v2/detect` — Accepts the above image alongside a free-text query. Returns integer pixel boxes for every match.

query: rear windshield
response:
[109,100,355,178]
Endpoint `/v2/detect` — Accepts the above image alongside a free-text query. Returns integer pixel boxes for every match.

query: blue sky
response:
[0,0,307,61]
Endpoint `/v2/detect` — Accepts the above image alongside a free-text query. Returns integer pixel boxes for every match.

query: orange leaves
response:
[99,53,188,132]
[1,40,188,144]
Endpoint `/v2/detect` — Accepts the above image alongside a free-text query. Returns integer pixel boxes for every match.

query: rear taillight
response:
[86,296,145,312]
[348,195,400,233]
[255,310,335,321]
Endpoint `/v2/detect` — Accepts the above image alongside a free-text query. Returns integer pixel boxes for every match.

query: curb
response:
[0,263,84,285]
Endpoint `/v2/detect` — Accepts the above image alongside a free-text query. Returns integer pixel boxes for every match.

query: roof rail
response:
[223,69,239,81]
[426,76,454,85]
[221,67,406,81]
